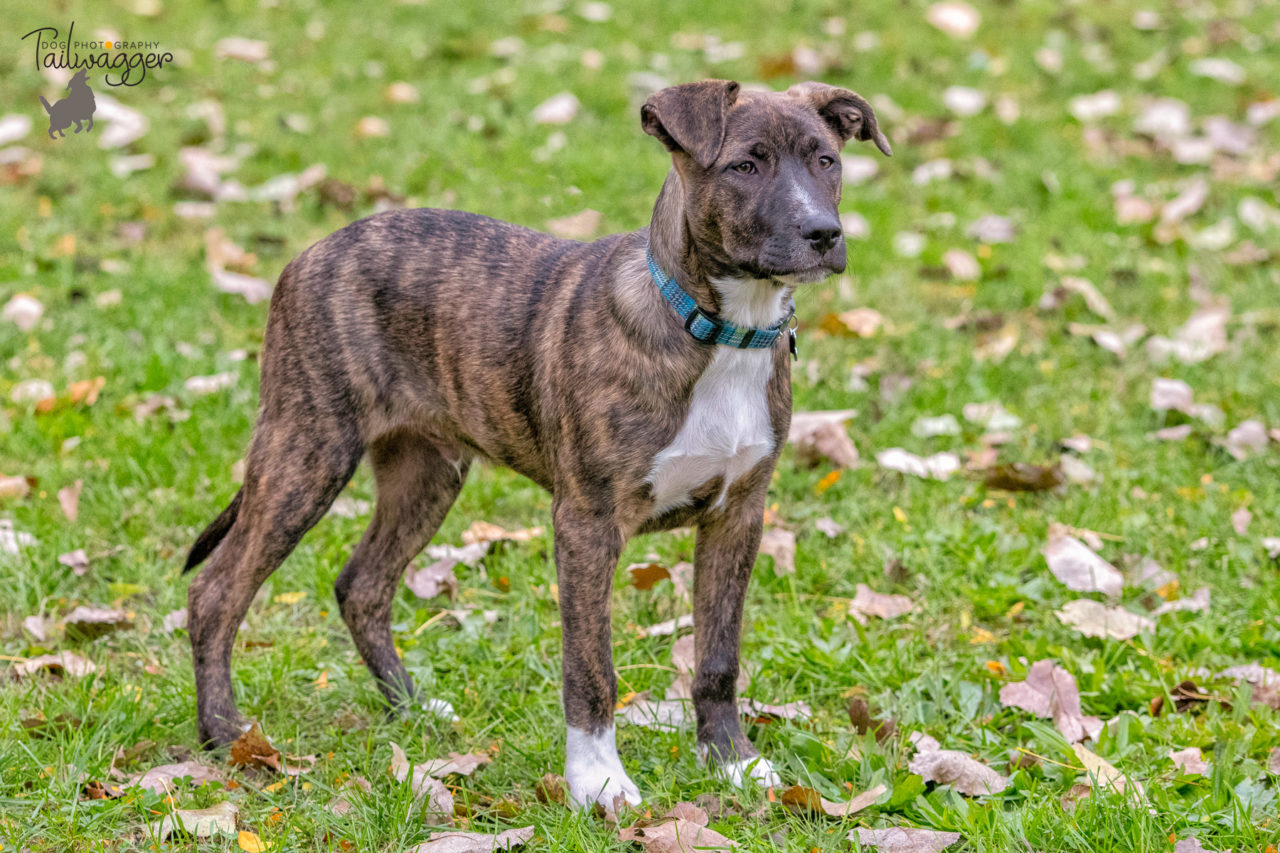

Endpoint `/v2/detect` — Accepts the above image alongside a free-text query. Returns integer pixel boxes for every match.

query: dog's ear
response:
[641,80,740,169]
[787,82,892,157]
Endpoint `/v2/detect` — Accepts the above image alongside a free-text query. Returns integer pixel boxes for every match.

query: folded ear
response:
[787,82,892,156]
[641,79,741,168]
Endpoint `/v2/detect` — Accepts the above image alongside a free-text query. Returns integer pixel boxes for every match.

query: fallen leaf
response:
[13,651,95,678]
[1168,746,1208,775]
[1219,420,1268,461]
[876,448,960,481]
[627,562,671,591]
[3,293,42,331]
[215,37,269,62]
[849,584,915,623]
[619,817,737,851]
[1072,743,1144,803]
[58,549,90,576]
[58,479,82,522]
[908,734,1007,796]
[788,410,860,468]
[983,463,1063,492]
[409,826,535,852]
[925,1,980,38]
[815,517,844,538]
[1055,600,1154,640]
[185,372,238,395]
[1265,538,1280,560]
[94,94,149,149]
[461,521,542,546]
[238,830,269,853]
[639,613,694,638]
[420,751,492,778]
[758,528,796,576]
[532,92,580,125]
[1151,587,1210,617]
[849,827,962,852]
[21,614,47,642]
[405,559,459,601]
[1044,524,1123,596]
[779,783,885,816]
[535,773,567,806]
[617,696,691,730]
[738,697,811,723]
[163,607,188,633]
[547,209,602,241]
[836,308,884,337]
[390,742,455,820]
[149,801,238,840]
[1232,507,1252,535]
[998,659,1102,743]
[212,268,273,304]
[962,401,1021,432]
[1147,302,1229,365]
[1173,838,1212,853]
[848,696,897,742]
[1069,90,1122,122]
[63,606,133,641]
[229,723,283,772]
[128,760,226,794]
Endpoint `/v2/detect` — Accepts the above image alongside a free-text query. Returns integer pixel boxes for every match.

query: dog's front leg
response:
[553,501,641,809]
[693,492,782,788]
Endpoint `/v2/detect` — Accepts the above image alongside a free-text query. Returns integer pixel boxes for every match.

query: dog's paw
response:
[718,756,782,789]
[565,725,642,810]
[421,698,459,722]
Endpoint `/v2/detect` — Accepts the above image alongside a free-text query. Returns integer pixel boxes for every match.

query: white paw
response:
[565,725,642,809]
[719,756,782,789]
[422,698,459,722]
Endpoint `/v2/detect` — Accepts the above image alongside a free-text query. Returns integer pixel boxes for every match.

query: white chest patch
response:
[647,277,785,517]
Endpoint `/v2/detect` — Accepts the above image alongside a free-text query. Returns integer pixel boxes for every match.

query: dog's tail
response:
[183,488,243,573]
[38,96,52,115]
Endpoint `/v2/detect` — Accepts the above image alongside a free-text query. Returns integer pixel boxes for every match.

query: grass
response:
[2,0,1280,849]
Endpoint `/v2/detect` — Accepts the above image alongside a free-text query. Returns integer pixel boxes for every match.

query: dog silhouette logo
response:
[39,68,96,139]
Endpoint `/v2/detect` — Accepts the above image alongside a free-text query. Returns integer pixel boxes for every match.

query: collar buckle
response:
[683,305,724,342]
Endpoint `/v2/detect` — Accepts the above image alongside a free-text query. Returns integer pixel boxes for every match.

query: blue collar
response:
[646,246,795,351]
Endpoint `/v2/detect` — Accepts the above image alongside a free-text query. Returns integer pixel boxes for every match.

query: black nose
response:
[801,216,842,253]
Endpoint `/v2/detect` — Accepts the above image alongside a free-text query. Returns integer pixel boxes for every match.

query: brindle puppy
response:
[184,79,891,809]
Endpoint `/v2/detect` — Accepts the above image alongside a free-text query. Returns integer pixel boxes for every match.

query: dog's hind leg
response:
[86,116,93,131]
[187,414,363,748]
[73,120,82,133]
[335,431,469,719]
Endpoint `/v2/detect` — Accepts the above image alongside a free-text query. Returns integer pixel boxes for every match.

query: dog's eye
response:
[818,156,835,170]
[732,161,757,175]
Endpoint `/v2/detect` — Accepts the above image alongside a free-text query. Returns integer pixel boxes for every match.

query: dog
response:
[184,79,891,809]
[40,69,96,139]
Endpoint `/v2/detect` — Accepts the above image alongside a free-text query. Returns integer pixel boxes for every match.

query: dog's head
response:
[642,79,890,283]
[68,69,90,89]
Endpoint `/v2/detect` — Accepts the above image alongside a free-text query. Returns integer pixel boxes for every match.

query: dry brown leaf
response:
[926,1,980,38]
[64,606,132,642]
[627,562,671,591]
[1151,586,1210,617]
[617,696,691,730]
[211,268,273,304]
[1220,419,1268,461]
[128,761,225,794]
[837,308,884,337]
[21,614,47,642]
[1044,524,1123,596]
[758,528,796,576]
[1268,747,1280,775]
[13,651,96,678]
[409,826,535,852]
[1168,746,1208,775]
[0,475,31,499]
[214,37,269,62]
[1055,599,1154,640]
[815,517,844,538]
[639,613,694,638]
[229,723,282,772]
[788,410,859,467]
[982,463,1063,492]
[849,696,897,742]
[779,782,885,816]
[390,742,456,820]
[908,734,1007,796]
[535,773,568,806]
[849,827,962,852]
[998,659,1102,743]
[849,584,916,623]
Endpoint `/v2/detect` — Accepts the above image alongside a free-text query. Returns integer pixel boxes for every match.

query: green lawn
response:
[2,0,1280,850]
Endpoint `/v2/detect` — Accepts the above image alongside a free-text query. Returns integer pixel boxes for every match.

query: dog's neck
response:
[647,170,792,329]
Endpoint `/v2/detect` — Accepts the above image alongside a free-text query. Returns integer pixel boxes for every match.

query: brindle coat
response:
[184,79,890,803]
